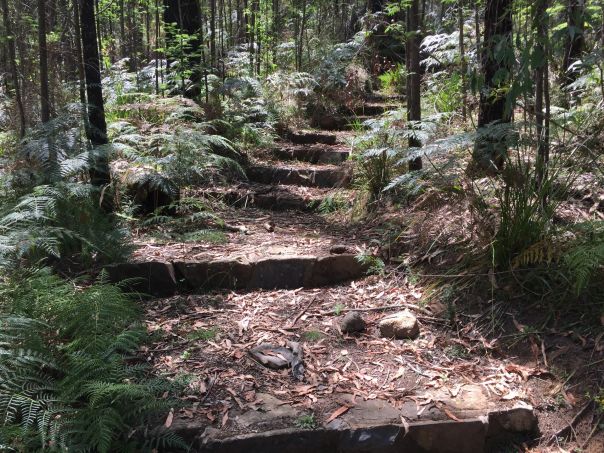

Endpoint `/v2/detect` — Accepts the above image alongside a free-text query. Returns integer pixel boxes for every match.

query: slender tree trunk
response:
[38,0,51,123]
[561,0,585,105]
[1,0,26,137]
[80,0,111,194]
[73,0,87,109]
[534,0,550,191]
[406,0,422,170]
[210,0,216,67]
[472,0,513,172]
[459,0,467,121]
[163,0,202,95]
[474,0,481,57]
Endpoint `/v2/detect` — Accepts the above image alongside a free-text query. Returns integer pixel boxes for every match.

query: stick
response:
[287,297,317,328]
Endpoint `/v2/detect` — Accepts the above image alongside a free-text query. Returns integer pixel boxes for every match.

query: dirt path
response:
[114,100,577,452]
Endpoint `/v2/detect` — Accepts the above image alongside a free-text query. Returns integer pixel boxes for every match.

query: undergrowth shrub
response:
[0,184,131,268]
[377,63,406,94]
[0,269,185,452]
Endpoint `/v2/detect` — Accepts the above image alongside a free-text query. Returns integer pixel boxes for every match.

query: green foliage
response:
[294,414,317,429]
[141,197,227,244]
[303,330,323,342]
[187,327,219,342]
[378,64,406,94]
[0,269,185,452]
[0,184,131,268]
[425,72,463,113]
[315,192,350,214]
[355,253,385,276]
[562,222,604,295]
[310,39,369,114]
[265,71,317,126]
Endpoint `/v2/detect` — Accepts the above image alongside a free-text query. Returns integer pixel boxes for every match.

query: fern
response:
[562,222,604,294]
[0,184,131,268]
[0,270,186,452]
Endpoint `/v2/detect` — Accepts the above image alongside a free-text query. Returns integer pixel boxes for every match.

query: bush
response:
[0,184,132,269]
[0,269,185,452]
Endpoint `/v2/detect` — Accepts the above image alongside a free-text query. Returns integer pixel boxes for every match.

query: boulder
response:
[339,312,366,334]
[379,310,419,339]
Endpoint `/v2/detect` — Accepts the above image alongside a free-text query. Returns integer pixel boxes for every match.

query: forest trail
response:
[121,97,542,452]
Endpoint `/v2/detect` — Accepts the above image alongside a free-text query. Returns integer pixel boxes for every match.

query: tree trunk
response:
[73,0,87,110]
[459,0,467,121]
[38,0,51,123]
[406,0,422,171]
[472,0,513,173]
[210,0,216,67]
[368,0,383,13]
[1,0,26,137]
[80,0,111,194]
[163,0,202,93]
[561,0,584,105]
[534,0,550,191]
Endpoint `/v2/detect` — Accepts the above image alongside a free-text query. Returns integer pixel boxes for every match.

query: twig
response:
[287,297,317,328]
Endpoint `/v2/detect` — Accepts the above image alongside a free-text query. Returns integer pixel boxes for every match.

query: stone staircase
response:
[108,120,369,296]
[114,95,541,452]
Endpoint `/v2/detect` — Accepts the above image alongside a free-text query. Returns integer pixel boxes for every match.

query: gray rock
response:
[329,244,350,254]
[379,310,419,339]
[339,312,366,334]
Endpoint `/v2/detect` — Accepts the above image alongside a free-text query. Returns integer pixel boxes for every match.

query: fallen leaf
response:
[325,405,351,424]
[164,408,174,428]
[221,410,229,427]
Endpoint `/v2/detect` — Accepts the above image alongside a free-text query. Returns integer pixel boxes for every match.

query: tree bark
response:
[561,0,584,105]
[459,0,467,121]
[38,0,51,123]
[406,0,422,171]
[80,0,111,193]
[163,0,202,94]
[1,0,26,137]
[472,0,513,172]
[534,0,550,191]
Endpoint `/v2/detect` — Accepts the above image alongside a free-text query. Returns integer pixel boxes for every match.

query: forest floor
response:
[132,96,604,452]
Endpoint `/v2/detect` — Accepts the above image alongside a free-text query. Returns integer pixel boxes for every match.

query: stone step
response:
[351,103,399,116]
[172,401,537,453]
[248,164,352,188]
[106,254,368,297]
[311,115,373,131]
[204,185,332,212]
[286,130,338,145]
[273,145,350,164]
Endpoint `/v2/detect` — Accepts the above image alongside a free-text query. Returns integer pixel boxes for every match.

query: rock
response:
[379,310,419,339]
[329,244,350,254]
[308,254,368,287]
[236,393,301,429]
[339,312,366,334]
